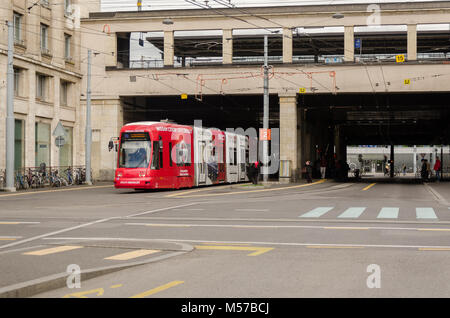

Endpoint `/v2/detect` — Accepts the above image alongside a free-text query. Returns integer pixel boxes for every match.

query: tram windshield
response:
[119,132,151,168]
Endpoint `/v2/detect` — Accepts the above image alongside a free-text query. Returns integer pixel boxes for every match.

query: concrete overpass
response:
[78,1,450,181]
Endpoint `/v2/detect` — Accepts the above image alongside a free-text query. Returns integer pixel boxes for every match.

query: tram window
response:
[151,141,160,170]
[118,132,151,169]
[176,142,191,167]
[159,138,163,169]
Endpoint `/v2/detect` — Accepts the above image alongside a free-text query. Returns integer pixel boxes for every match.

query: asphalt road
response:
[0,179,450,298]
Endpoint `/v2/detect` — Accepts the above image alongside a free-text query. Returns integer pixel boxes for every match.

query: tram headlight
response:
[117,172,122,178]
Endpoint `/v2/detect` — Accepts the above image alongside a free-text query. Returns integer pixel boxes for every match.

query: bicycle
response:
[15,171,29,190]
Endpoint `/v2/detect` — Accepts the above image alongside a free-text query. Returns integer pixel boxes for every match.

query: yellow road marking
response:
[105,249,160,261]
[130,281,184,298]
[362,183,376,191]
[110,284,123,289]
[324,227,369,230]
[23,245,83,256]
[417,228,450,232]
[0,185,113,198]
[0,222,20,225]
[63,288,104,298]
[0,238,17,241]
[419,248,450,251]
[306,245,364,249]
[174,179,326,198]
[195,245,274,256]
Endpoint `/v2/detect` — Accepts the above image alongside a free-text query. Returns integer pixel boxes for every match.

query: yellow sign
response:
[181,94,188,100]
[299,87,306,94]
[396,54,405,63]
[404,79,411,85]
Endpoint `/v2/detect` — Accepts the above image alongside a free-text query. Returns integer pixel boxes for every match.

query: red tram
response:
[114,121,253,190]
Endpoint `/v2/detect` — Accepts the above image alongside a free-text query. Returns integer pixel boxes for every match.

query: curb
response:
[0,242,193,298]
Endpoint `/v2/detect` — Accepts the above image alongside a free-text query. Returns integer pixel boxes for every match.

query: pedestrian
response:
[250,161,261,185]
[305,160,313,183]
[402,163,407,176]
[421,159,427,181]
[426,159,431,181]
[320,156,327,179]
[434,156,441,181]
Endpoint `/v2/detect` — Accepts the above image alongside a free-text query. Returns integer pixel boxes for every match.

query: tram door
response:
[197,140,207,184]
[239,137,246,181]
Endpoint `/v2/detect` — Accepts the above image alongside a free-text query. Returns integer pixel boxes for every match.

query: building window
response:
[36,74,48,101]
[40,24,49,54]
[13,13,23,45]
[14,68,21,97]
[59,127,73,167]
[64,0,72,16]
[60,81,70,106]
[35,122,51,168]
[15,119,25,171]
[64,34,71,61]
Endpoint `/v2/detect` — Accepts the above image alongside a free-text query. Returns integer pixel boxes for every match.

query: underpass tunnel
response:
[120,94,281,180]
[301,92,450,182]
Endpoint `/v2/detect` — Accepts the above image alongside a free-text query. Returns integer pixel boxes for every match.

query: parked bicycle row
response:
[0,165,93,191]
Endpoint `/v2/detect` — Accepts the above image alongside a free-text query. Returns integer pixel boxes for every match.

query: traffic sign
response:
[404,79,411,85]
[355,38,361,49]
[259,129,271,141]
[52,121,67,138]
[181,94,188,100]
[299,87,306,94]
[396,54,405,63]
[55,136,65,148]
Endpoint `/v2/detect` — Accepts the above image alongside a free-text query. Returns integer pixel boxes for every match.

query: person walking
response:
[421,159,427,181]
[320,156,327,179]
[434,156,441,181]
[305,160,313,183]
[402,163,407,176]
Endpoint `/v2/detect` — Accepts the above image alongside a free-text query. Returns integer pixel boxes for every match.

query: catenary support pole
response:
[263,35,269,182]
[5,21,16,192]
[85,50,92,185]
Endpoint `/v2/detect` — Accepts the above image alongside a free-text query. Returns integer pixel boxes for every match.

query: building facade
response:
[0,0,84,173]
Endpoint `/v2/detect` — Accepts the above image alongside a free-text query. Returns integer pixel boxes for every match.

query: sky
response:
[101,0,442,12]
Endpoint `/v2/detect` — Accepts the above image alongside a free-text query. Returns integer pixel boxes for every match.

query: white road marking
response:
[416,208,438,219]
[0,203,199,250]
[377,207,399,219]
[338,207,366,219]
[299,207,334,218]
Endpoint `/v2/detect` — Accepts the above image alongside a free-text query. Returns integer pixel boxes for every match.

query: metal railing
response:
[123,52,450,69]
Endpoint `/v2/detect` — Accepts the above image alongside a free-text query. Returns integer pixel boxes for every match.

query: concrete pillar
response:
[344,26,354,62]
[25,69,36,168]
[164,31,174,66]
[282,28,293,64]
[407,24,417,61]
[279,95,298,182]
[222,29,233,64]
[90,99,123,181]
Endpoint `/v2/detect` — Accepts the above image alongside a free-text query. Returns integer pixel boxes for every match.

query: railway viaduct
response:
[78,1,450,181]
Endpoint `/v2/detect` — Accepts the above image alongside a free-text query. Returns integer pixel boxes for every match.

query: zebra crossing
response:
[299,206,440,220]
